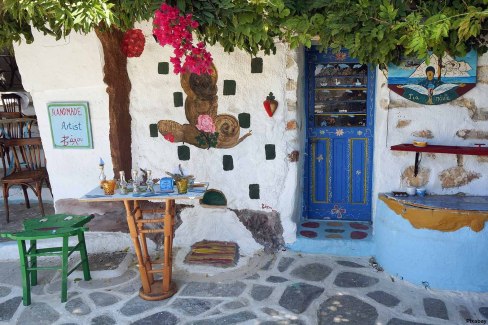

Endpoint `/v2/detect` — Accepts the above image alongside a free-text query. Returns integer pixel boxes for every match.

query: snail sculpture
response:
[158,64,252,149]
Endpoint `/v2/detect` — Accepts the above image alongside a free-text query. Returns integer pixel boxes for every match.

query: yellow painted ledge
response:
[379,195,488,232]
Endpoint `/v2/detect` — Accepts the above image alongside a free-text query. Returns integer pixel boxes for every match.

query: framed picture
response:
[388,50,477,105]
[47,102,93,149]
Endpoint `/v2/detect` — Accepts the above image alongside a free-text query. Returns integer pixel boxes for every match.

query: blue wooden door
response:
[303,49,375,221]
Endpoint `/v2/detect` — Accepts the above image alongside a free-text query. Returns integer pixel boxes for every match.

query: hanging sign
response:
[47,102,93,149]
[388,50,477,105]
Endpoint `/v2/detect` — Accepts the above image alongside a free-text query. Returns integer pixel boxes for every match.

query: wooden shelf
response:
[315,113,366,116]
[316,74,366,78]
[391,144,488,156]
[316,100,366,104]
[315,87,367,91]
[391,143,488,177]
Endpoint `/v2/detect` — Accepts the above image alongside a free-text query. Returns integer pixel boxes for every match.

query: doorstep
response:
[287,220,374,257]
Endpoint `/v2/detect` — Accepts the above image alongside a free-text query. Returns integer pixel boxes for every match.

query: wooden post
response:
[95,27,132,177]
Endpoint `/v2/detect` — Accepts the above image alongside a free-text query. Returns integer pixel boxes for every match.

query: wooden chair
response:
[1,93,23,114]
[0,112,33,139]
[0,137,52,222]
[0,214,93,305]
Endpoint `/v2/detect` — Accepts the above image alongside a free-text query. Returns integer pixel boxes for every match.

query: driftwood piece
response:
[157,119,252,149]
[158,62,251,149]
[185,96,218,125]
[180,64,218,99]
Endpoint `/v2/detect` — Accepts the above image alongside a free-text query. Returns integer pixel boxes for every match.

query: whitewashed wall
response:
[13,22,302,246]
[372,55,488,205]
[129,22,301,244]
[12,22,488,248]
[13,29,113,202]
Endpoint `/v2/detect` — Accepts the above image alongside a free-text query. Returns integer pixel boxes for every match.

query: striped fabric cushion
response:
[184,240,239,268]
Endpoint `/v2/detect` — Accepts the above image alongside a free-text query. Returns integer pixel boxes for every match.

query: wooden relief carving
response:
[158,65,252,149]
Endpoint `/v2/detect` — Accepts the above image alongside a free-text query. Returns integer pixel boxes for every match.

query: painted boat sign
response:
[388,50,477,105]
[47,102,93,149]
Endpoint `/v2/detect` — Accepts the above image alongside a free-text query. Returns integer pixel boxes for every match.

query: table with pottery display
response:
[80,184,206,300]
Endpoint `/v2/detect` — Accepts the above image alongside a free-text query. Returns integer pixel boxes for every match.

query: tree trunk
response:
[95,27,132,177]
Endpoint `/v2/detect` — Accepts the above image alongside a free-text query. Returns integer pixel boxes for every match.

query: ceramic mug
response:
[416,188,426,197]
[175,178,189,194]
[159,177,174,191]
[406,186,416,196]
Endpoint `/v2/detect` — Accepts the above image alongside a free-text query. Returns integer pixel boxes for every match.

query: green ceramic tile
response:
[158,62,169,74]
[251,57,263,73]
[223,155,234,171]
[174,92,183,107]
[149,124,158,137]
[178,145,190,161]
[223,80,236,96]
[249,184,260,199]
[238,113,251,128]
[265,144,276,160]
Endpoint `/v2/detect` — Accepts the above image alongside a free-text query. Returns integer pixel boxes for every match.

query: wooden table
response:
[80,187,204,300]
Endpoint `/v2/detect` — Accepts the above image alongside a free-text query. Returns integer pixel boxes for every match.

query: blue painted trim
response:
[303,47,376,221]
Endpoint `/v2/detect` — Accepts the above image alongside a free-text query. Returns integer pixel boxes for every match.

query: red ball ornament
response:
[121,29,145,58]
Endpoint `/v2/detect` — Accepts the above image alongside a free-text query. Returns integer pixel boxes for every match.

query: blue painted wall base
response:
[375,199,488,292]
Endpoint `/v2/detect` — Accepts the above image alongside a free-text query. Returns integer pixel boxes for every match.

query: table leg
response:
[123,200,151,293]
[134,201,154,284]
[124,199,177,300]
[163,199,175,292]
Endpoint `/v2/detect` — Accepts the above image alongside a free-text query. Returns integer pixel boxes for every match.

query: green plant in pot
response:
[166,164,194,194]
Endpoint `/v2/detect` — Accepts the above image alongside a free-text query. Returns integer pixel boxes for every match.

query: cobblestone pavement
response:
[0,250,487,325]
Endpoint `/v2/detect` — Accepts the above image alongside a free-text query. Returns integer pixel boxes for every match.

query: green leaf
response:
[177,0,186,12]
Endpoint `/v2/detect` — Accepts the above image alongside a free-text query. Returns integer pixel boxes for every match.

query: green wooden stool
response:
[23,213,94,231]
[0,214,94,306]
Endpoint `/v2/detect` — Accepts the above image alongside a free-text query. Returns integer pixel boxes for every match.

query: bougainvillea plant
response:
[121,29,146,57]
[195,114,219,149]
[153,3,213,75]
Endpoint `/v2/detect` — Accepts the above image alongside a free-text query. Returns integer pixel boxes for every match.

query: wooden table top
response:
[382,193,488,212]
[80,186,205,202]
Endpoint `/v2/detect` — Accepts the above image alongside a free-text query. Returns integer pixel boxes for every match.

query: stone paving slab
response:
[0,250,486,324]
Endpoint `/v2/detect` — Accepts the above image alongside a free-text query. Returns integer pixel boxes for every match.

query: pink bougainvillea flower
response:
[153,4,213,75]
[195,114,216,133]
[164,133,175,142]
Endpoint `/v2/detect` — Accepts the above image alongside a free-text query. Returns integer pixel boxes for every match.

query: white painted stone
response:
[174,206,262,255]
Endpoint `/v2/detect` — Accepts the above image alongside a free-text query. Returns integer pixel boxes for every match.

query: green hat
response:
[200,189,227,208]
